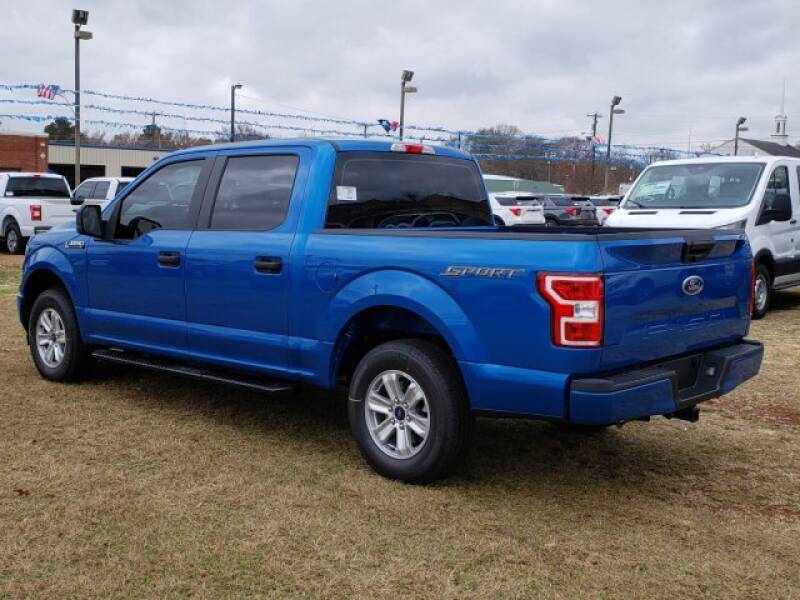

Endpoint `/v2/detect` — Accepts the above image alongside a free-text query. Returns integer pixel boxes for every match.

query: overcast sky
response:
[3,0,800,150]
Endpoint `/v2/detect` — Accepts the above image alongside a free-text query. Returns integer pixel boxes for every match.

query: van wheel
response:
[348,339,471,483]
[752,263,771,320]
[28,288,93,382]
[4,222,25,255]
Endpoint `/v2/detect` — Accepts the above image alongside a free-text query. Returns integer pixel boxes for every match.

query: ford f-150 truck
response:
[18,139,763,482]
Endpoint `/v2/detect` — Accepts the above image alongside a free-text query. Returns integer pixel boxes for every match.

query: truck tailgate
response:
[598,231,751,370]
[40,196,77,225]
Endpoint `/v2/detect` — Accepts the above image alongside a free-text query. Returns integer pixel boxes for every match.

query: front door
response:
[185,151,305,376]
[85,158,211,358]
[758,164,800,287]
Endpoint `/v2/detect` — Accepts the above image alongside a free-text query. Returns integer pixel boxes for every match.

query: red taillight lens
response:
[510,207,522,217]
[565,207,578,216]
[30,205,42,221]
[537,273,604,347]
[603,207,615,215]
[749,259,756,317]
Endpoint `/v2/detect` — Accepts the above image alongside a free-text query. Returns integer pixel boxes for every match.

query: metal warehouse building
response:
[47,142,169,188]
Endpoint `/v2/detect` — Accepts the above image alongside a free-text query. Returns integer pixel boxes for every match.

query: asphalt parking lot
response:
[1,252,799,598]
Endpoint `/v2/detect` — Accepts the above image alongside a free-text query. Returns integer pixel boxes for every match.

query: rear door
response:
[185,149,307,376]
[599,231,751,370]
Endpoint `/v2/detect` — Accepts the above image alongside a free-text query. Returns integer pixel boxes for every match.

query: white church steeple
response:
[772,82,789,145]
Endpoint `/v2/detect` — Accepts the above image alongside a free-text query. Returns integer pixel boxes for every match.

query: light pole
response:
[399,70,417,141]
[734,117,748,156]
[72,9,92,188]
[603,96,624,193]
[230,83,243,142]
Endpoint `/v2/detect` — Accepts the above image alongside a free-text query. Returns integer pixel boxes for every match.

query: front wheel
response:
[348,339,472,483]
[752,263,771,320]
[28,288,93,381]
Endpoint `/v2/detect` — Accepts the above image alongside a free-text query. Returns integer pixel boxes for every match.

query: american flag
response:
[377,119,399,133]
[37,84,62,100]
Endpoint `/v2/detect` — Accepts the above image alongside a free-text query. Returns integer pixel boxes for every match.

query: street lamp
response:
[399,70,417,141]
[603,95,624,192]
[72,9,92,188]
[230,83,243,142]
[734,117,748,156]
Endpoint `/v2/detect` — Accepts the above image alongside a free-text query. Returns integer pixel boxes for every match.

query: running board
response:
[92,349,293,393]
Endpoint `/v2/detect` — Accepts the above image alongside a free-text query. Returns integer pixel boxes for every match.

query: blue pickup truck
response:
[18,139,763,482]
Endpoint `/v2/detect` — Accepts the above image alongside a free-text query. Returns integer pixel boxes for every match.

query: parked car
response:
[0,172,73,254]
[71,177,134,208]
[19,139,762,482]
[590,195,623,225]
[606,156,800,318]
[489,192,545,226]
[519,194,599,226]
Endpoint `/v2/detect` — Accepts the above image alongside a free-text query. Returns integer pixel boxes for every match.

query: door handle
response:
[158,251,181,267]
[254,256,282,274]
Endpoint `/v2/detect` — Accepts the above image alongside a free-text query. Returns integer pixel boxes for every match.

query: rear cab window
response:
[324,152,491,229]
[5,176,70,198]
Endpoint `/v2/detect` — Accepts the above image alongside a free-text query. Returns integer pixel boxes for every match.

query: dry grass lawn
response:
[1,252,799,598]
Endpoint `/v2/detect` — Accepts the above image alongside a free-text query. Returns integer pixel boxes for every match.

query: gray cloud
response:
[4,0,799,149]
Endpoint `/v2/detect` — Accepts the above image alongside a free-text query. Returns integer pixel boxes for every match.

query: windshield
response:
[325,153,491,229]
[5,176,70,198]
[624,163,764,209]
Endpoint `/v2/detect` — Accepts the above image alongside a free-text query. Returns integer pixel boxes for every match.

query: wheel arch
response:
[322,270,483,388]
[754,249,774,282]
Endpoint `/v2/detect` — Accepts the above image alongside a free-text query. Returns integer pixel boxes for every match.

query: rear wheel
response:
[28,288,93,381]
[494,217,506,227]
[4,221,25,255]
[545,217,558,227]
[752,263,771,319]
[348,339,471,483]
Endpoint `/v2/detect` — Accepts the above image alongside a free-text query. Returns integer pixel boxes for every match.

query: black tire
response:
[348,339,471,483]
[494,217,506,227]
[752,262,771,320]
[545,217,558,227]
[4,221,26,255]
[28,288,93,382]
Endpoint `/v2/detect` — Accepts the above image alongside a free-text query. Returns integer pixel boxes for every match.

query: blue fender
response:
[20,245,87,335]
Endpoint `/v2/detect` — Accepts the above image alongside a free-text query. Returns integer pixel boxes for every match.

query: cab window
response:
[115,161,204,239]
[763,166,790,211]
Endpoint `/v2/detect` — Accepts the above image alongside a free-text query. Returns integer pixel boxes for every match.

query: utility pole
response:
[587,111,600,194]
[362,123,368,138]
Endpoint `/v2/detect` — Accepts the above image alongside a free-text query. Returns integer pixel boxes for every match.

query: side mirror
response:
[76,204,103,238]
[70,193,86,207]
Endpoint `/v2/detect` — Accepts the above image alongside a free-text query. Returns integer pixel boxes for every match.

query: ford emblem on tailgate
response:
[682,275,704,296]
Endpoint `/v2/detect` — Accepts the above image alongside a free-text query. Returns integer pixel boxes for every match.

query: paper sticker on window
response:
[336,186,357,202]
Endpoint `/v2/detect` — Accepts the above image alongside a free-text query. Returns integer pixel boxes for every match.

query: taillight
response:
[538,273,604,347]
[749,259,755,317]
[510,207,522,217]
[30,205,42,221]
[565,207,578,216]
[603,207,615,215]
[390,143,435,154]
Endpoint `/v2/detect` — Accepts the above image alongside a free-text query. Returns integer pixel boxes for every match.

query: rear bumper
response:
[569,341,763,425]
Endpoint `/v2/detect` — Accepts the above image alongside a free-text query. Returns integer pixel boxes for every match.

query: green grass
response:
[1,253,799,598]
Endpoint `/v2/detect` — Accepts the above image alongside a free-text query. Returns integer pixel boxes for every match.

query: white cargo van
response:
[606,156,800,318]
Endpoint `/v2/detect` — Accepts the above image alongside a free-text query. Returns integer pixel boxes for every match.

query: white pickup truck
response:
[0,172,74,254]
